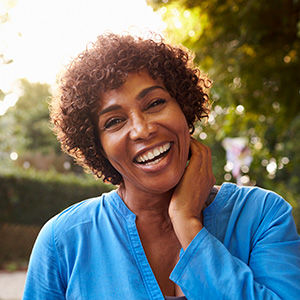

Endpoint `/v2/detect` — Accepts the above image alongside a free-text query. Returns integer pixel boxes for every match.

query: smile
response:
[134,142,171,165]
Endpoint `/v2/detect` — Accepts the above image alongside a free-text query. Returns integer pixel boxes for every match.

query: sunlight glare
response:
[0,0,165,114]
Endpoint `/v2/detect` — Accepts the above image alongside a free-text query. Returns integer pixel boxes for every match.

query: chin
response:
[144,174,182,194]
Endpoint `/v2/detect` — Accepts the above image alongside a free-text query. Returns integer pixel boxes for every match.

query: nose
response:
[129,112,156,140]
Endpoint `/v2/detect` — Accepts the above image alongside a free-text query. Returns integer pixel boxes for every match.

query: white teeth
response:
[147,152,154,160]
[145,156,163,166]
[153,148,160,156]
[135,142,171,164]
[163,143,169,151]
[136,156,143,163]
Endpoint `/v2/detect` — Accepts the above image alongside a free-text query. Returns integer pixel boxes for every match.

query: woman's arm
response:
[168,139,300,299]
[23,217,66,300]
[170,196,300,299]
[168,138,215,250]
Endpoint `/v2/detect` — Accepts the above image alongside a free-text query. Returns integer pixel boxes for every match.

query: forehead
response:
[99,72,164,108]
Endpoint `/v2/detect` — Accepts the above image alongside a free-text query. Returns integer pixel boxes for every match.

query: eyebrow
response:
[98,104,122,117]
[98,85,166,116]
[136,85,166,100]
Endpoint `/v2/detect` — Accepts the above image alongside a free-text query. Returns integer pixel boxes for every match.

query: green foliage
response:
[0,167,115,226]
[151,0,300,121]
[0,222,39,269]
[0,79,87,174]
[149,0,300,231]
[0,79,60,154]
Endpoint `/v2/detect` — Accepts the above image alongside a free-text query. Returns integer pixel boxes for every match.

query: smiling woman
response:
[98,72,191,196]
[23,33,300,300]
[49,33,210,185]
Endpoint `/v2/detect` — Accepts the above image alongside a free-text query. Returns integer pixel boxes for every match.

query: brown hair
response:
[50,33,211,185]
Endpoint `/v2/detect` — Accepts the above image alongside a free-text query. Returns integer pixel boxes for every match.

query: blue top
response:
[23,183,300,299]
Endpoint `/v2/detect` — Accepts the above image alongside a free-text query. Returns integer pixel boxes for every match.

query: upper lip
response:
[133,141,172,163]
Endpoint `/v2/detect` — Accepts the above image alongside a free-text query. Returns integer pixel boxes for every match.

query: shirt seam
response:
[126,222,162,300]
[106,192,136,222]
[51,217,67,294]
[106,193,161,299]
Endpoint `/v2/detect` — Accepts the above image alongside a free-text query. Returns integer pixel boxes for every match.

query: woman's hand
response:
[169,138,215,249]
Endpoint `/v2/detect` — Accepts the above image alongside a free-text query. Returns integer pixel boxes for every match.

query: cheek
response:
[100,134,129,173]
[100,135,119,163]
[99,135,109,157]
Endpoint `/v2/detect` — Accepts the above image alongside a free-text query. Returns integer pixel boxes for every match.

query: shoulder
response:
[205,183,299,250]
[216,182,290,212]
[208,183,293,230]
[38,190,117,242]
[27,190,117,284]
[215,183,297,238]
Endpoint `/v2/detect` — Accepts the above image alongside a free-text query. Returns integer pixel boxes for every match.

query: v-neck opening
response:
[106,183,235,299]
[127,215,165,299]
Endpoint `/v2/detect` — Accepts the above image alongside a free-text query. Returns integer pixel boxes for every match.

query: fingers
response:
[169,137,216,221]
[189,138,215,187]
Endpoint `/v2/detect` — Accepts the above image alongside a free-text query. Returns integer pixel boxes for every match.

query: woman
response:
[23,33,300,299]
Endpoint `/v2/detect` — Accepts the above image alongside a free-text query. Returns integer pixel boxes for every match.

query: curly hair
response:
[50,33,211,185]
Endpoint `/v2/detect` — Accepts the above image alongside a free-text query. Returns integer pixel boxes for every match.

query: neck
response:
[117,183,174,232]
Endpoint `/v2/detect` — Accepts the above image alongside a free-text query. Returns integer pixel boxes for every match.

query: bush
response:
[0,223,40,268]
[0,168,115,226]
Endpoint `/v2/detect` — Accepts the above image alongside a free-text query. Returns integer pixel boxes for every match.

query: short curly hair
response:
[50,33,211,185]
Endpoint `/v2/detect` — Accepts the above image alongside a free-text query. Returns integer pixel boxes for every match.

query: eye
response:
[104,117,124,129]
[146,98,166,110]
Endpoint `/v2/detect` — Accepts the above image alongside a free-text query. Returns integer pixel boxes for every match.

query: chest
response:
[140,234,183,297]
[59,201,251,299]
[62,220,183,299]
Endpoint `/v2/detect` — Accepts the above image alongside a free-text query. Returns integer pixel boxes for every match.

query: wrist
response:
[170,215,203,250]
[169,208,202,224]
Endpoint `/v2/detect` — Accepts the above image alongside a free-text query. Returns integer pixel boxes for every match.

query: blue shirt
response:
[23,183,300,299]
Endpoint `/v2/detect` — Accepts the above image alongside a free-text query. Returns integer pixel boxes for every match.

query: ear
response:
[189,124,195,134]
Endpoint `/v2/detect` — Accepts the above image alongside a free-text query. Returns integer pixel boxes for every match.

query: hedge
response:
[0,168,115,226]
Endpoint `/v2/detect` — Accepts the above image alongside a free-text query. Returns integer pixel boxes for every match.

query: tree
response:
[149,0,300,229]
[0,79,58,153]
[0,79,77,173]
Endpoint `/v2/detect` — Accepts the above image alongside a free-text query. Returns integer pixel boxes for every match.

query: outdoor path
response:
[0,271,26,300]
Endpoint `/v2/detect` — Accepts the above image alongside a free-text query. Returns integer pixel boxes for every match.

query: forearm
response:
[170,228,288,300]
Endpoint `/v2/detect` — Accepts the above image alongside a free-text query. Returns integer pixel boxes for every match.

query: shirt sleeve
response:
[170,197,300,300]
[23,217,66,300]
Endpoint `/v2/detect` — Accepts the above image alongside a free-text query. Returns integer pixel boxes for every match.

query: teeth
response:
[153,148,160,156]
[136,156,143,163]
[163,144,169,151]
[136,142,171,164]
[148,152,155,160]
[145,156,163,166]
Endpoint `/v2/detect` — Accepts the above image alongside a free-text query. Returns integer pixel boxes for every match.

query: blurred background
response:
[0,0,299,276]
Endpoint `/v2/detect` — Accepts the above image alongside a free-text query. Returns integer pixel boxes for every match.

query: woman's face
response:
[98,72,190,195]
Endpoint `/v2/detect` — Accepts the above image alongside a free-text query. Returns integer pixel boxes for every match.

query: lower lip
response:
[134,145,173,173]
